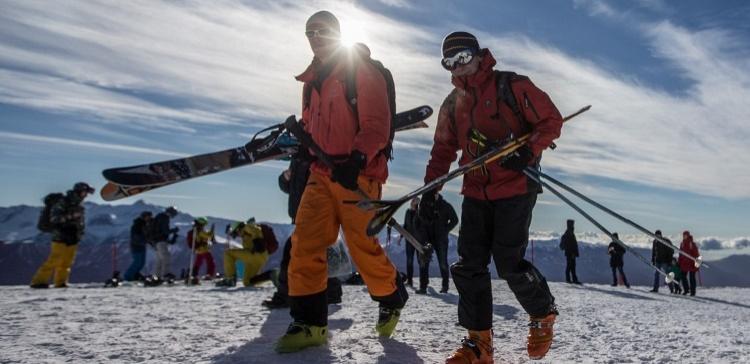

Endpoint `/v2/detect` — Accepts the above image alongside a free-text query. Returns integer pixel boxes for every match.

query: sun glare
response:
[339,19,370,48]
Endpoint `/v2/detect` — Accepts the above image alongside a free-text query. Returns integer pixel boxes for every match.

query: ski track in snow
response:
[1,280,748,363]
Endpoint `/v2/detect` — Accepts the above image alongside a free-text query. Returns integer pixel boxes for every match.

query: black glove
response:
[251,238,266,253]
[500,144,534,172]
[418,190,437,221]
[331,150,366,191]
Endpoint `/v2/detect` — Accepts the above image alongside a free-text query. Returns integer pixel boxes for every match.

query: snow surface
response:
[2,280,748,363]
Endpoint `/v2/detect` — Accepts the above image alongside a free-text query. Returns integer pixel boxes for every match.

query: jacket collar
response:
[451,48,497,91]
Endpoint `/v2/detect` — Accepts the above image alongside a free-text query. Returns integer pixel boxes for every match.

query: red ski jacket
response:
[295,47,390,183]
[678,233,700,272]
[424,49,563,200]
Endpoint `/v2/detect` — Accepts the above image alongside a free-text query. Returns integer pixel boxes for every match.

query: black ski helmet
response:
[73,182,95,194]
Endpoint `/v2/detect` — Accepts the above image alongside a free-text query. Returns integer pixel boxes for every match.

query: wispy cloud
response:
[0,131,186,157]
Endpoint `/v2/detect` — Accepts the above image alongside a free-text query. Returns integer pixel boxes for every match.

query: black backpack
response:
[344,48,397,160]
[259,224,279,254]
[37,193,64,232]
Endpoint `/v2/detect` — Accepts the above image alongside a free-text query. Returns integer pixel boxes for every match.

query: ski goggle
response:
[441,49,475,70]
[305,28,337,39]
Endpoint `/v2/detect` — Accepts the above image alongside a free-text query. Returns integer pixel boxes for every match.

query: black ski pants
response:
[565,255,578,283]
[681,271,697,296]
[433,237,450,290]
[451,193,555,331]
[611,265,629,286]
[405,238,416,284]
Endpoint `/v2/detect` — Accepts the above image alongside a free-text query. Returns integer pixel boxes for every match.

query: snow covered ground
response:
[2,280,748,363]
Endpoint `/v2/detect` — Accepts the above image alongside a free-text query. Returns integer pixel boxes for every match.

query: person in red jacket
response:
[678,230,700,296]
[421,31,562,363]
[274,10,407,354]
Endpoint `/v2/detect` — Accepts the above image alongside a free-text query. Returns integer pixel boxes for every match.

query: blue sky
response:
[1,0,749,239]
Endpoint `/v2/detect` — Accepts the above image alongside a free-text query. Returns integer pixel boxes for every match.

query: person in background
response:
[608,233,630,288]
[419,193,458,294]
[151,206,179,282]
[678,230,700,296]
[30,182,95,288]
[187,217,216,281]
[123,211,153,282]
[398,197,423,288]
[649,230,674,293]
[214,218,270,287]
[559,219,581,284]
[667,258,682,294]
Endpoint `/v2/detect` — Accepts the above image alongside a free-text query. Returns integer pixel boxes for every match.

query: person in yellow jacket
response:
[187,217,217,280]
[216,219,270,287]
[30,182,95,288]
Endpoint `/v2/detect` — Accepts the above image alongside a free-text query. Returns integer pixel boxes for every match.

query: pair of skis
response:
[100,106,433,201]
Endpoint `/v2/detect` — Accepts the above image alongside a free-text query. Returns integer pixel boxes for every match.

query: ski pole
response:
[187,226,197,285]
[535,170,707,269]
[523,168,675,283]
[362,105,591,236]
[283,116,429,255]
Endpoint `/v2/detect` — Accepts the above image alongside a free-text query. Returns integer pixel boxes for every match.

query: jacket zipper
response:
[523,92,540,122]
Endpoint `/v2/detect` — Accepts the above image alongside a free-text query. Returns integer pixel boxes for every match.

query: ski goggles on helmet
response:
[441,49,475,70]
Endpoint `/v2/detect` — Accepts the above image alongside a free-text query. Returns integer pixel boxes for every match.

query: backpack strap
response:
[494,70,532,134]
[344,49,397,159]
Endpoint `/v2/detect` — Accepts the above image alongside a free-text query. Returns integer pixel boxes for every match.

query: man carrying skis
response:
[30,182,95,288]
[649,230,673,292]
[420,31,562,362]
[275,10,408,353]
[151,206,179,282]
[560,219,581,284]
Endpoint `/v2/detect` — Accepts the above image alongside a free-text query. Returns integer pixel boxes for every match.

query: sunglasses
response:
[441,49,475,71]
[305,28,337,38]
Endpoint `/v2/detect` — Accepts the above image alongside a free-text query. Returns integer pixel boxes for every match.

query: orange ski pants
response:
[289,171,398,298]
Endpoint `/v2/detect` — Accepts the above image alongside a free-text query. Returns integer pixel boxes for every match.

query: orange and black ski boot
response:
[527,312,557,360]
[445,329,493,364]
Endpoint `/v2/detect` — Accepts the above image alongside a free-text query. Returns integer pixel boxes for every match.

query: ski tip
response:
[582,105,592,111]
[416,105,433,118]
[100,182,120,201]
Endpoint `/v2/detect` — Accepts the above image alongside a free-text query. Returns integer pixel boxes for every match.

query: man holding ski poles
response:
[274,10,408,353]
[420,31,563,362]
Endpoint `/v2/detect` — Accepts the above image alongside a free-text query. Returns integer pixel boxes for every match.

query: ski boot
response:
[215,277,236,287]
[30,283,49,289]
[375,307,401,337]
[274,322,327,353]
[445,330,493,364]
[527,312,557,360]
[163,273,176,285]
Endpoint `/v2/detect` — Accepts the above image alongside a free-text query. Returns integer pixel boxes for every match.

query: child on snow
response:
[668,258,682,294]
